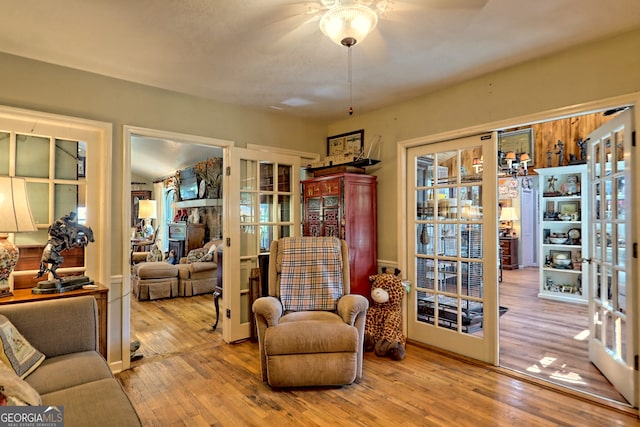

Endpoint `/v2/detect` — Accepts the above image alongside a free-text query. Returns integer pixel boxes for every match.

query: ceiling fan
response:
[245,0,488,115]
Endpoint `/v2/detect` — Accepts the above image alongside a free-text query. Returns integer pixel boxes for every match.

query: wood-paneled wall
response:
[512,112,613,173]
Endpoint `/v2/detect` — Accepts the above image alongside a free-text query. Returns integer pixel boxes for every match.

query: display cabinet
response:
[302,173,377,298]
[536,165,588,303]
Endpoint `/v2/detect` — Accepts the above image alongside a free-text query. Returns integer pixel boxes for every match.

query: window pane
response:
[16,134,50,178]
[240,160,256,190]
[260,163,274,191]
[26,182,49,225]
[278,195,291,222]
[0,132,9,175]
[54,184,78,219]
[277,165,291,192]
[55,139,78,180]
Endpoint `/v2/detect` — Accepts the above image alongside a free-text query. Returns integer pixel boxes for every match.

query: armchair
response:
[252,237,369,388]
[176,240,222,296]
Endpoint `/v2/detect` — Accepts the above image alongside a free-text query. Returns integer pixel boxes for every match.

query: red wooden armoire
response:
[302,173,377,298]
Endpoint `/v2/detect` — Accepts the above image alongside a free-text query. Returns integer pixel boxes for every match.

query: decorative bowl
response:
[553,254,572,267]
[549,237,567,244]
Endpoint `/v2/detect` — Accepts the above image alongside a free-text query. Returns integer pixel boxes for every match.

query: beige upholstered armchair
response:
[252,236,369,388]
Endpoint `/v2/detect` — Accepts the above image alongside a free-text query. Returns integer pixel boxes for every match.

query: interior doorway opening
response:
[122,125,233,371]
[497,106,633,406]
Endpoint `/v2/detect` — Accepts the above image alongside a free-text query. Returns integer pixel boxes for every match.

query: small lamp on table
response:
[499,207,519,237]
[0,177,38,297]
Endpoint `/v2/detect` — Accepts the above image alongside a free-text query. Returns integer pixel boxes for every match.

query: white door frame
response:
[397,92,640,394]
[122,125,233,370]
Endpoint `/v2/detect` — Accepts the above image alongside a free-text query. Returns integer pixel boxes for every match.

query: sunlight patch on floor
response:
[573,329,589,340]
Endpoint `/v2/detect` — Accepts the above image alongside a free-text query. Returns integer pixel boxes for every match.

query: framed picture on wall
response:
[327,129,364,156]
[498,128,534,168]
[77,156,86,178]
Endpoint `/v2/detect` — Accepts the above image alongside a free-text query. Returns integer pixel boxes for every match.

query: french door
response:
[587,108,635,404]
[406,133,500,362]
[223,148,300,343]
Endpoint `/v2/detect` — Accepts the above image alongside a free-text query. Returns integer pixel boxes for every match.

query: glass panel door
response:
[587,107,634,404]
[407,133,499,363]
[224,148,300,343]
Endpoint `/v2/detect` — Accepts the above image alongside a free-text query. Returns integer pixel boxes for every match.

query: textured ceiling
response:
[3,0,640,121]
[2,0,640,179]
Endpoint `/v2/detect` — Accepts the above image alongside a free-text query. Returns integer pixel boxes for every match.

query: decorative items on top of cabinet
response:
[302,173,377,299]
[535,164,588,303]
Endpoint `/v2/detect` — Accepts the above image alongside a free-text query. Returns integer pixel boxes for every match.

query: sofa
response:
[0,296,141,427]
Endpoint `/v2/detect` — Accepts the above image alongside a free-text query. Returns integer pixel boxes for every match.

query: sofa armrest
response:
[0,296,98,358]
[337,294,369,326]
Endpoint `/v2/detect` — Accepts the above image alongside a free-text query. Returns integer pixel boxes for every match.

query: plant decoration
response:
[194,157,223,199]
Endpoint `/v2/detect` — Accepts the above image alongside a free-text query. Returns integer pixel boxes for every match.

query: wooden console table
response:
[0,284,109,358]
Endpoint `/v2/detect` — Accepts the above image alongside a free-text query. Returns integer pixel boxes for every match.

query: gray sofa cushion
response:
[41,378,141,427]
[26,351,113,395]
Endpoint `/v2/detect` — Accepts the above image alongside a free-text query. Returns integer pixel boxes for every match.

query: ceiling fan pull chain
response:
[348,45,353,115]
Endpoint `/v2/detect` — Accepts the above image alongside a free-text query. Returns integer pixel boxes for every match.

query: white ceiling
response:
[3,0,640,179]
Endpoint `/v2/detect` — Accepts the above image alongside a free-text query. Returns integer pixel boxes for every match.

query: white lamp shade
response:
[319,3,378,46]
[138,199,157,219]
[0,177,37,233]
[499,207,519,222]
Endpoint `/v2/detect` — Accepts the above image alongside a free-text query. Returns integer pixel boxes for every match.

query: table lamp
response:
[137,199,157,239]
[499,207,518,236]
[0,177,38,297]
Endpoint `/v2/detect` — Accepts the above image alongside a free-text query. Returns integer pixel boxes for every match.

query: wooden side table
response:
[0,284,109,358]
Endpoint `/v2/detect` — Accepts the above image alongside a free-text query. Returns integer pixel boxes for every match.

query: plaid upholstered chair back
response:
[268,237,350,312]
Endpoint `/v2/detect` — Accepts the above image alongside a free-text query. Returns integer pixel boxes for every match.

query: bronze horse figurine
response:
[35,214,94,281]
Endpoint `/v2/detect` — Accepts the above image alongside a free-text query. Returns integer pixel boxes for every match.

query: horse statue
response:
[35,212,95,281]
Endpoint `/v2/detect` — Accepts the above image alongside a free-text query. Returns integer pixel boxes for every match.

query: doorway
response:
[400,97,638,408]
[122,125,233,370]
[498,107,634,406]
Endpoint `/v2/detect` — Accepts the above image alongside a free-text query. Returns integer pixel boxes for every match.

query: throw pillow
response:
[0,315,46,379]
[0,362,41,406]
[187,248,206,263]
[199,244,217,262]
[146,244,163,262]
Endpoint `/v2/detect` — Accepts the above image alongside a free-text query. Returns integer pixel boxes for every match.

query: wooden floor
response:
[118,292,640,426]
[499,267,627,403]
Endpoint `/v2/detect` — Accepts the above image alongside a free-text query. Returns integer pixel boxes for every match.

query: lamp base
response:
[0,237,19,297]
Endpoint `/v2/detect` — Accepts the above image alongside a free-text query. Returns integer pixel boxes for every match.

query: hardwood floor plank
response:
[499,267,626,403]
[118,292,639,426]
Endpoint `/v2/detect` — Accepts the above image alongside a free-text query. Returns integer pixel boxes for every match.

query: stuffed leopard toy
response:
[364,268,406,361]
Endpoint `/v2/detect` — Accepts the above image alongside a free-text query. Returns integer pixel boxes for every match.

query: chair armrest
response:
[252,296,283,327]
[337,294,369,326]
[187,261,217,273]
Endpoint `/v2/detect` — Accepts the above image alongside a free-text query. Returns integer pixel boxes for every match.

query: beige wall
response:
[1,27,639,364]
[327,27,640,264]
[0,53,328,276]
[2,29,638,269]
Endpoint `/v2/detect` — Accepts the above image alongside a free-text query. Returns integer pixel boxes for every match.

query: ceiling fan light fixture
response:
[319,3,378,46]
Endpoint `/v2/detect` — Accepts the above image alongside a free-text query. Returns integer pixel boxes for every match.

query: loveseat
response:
[0,296,141,427]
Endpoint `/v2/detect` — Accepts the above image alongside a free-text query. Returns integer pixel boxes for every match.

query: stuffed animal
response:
[365,267,406,361]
